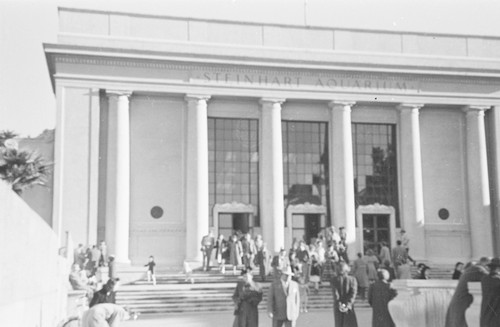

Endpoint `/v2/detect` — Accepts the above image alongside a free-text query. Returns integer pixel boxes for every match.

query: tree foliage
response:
[0,130,51,195]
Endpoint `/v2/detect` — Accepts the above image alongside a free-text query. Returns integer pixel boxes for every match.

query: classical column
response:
[464,105,493,258]
[329,101,356,256]
[488,106,500,256]
[105,90,132,264]
[398,103,425,260]
[259,98,285,253]
[185,94,210,263]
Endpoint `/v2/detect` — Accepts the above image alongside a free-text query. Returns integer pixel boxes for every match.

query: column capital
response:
[259,98,286,106]
[397,103,424,111]
[328,100,356,109]
[106,90,132,98]
[185,94,211,102]
[462,105,491,113]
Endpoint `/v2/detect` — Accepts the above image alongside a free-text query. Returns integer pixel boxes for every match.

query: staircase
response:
[114,263,456,315]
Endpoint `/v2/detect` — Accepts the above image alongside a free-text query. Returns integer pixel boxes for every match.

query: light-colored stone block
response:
[190,21,262,46]
[402,34,467,56]
[59,10,109,35]
[420,108,467,225]
[263,26,333,50]
[334,30,402,53]
[467,37,500,58]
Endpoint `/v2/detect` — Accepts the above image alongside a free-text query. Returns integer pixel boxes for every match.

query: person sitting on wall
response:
[69,263,95,300]
[89,278,120,308]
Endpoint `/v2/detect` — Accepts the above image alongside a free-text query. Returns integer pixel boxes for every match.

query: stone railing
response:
[388,279,457,327]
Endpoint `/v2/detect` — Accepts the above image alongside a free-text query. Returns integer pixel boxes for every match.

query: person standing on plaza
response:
[452,262,464,280]
[296,241,310,282]
[368,269,397,327]
[108,255,117,281]
[241,233,256,269]
[352,253,369,301]
[90,245,101,275]
[98,240,108,267]
[445,257,490,327]
[331,262,358,327]
[267,266,300,327]
[201,230,216,271]
[232,268,263,327]
[378,242,391,265]
[391,240,409,279]
[144,255,156,285]
[271,248,290,280]
[215,234,229,274]
[398,230,415,265]
[229,234,243,275]
[365,249,379,283]
[254,238,268,282]
[480,257,500,327]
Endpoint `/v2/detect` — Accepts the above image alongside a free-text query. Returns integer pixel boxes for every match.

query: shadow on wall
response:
[0,180,68,327]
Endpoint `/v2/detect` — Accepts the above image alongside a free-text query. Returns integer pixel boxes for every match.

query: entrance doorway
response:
[213,203,256,238]
[356,204,396,255]
[292,214,321,244]
[362,214,390,253]
[218,212,251,237]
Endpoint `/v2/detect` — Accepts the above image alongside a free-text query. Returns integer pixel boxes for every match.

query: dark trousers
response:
[273,318,295,327]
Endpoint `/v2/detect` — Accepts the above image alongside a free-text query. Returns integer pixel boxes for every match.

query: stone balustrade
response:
[388,279,457,327]
[387,280,486,327]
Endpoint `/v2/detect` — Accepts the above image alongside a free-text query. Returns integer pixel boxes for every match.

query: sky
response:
[1,0,500,137]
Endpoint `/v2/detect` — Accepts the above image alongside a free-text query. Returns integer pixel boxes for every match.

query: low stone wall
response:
[0,181,68,327]
[388,279,457,327]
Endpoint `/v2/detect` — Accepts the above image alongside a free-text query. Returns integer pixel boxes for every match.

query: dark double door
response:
[362,214,390,253]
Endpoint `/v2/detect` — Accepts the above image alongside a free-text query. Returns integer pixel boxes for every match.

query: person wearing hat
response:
[445,257,489,327]
[267,266,300,327]
[232,268,263,327]
[332,262,358,327]
[480,257,500,327]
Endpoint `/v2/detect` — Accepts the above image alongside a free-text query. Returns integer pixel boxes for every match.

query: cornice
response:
[44,43,500,83]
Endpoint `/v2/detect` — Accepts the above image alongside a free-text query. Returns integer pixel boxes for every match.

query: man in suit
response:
[267,266,300,327]
[332,262,358,327]
[201,230,215,271]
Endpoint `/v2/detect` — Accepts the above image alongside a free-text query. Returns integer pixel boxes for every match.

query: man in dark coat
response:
[445,257,490,327]
[332,262,358,327]
[368,269,397,327]
[480,257,500,327]
[232,268,263,327]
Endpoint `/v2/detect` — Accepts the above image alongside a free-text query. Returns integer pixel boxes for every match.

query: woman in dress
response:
[229,234,243,275]
[352,252,369,300]
[215,234,229,274]
[365,249,379,283]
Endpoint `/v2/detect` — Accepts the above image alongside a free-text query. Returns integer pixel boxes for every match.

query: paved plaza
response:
[122,307,371,327]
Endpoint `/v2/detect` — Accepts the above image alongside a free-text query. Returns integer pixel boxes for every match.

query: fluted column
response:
[259,98,285,253]
[398,103,425,260]
[464,105,493,258]
[185,94,211,263]
[105,90,132,264]
[329,101,356,256]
